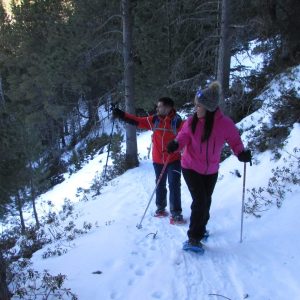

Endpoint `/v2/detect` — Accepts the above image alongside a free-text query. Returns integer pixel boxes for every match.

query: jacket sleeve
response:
[224,118,245,156]
[175,117,191,150]
[124,112,154,130]
[177,118,185,133]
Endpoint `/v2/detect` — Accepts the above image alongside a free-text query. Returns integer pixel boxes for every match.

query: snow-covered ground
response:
[26,118,300,300]
[230,39,264,84]
[238,65,300,135]
[6,50,299,299]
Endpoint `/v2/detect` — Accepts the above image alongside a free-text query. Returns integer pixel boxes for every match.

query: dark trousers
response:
[153,160,182,217]
[182,168,218,241]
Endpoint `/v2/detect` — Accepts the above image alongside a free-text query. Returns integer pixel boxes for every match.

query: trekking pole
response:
[103,104,117,181]
[136,155,170,229]
[240,162,247,243]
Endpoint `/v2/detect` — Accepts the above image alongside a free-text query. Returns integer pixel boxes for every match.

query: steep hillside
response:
[3,62,299,300]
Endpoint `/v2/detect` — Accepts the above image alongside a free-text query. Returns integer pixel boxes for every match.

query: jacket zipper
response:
[205,139,209,174]
[162,118,167,163]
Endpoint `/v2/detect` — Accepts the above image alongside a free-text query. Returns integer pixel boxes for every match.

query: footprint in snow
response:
[135,268,144,276]
[127,278,134,286]
[173,256,183,266]
[110,291,120,299]
[151,291,162,298]
[146,261,154,267]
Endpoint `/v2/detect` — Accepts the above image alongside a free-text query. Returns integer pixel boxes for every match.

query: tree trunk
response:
[0,252,10,300]
[87,98,100,128]
[16,192,26,234]
[0,75,5,106]
[60,119,66,148]
[30,178,40,229]
[32,195,39,229]
[64,120,69,135]
[166,0,172,75]
[217,0,232,111]
[122,0,139,168]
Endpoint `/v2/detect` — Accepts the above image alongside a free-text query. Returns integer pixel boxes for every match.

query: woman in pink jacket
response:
[167,81,252,252]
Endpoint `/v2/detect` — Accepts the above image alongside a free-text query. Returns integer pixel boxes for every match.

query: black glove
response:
[238,150,252,166]
[112,108,138,126]
[112,108,125,119]
[167,140,179,153]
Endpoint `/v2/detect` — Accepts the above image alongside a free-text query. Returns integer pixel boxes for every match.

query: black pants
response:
[182,168,218,241]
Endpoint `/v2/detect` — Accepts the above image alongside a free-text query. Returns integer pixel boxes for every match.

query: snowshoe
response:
[182,239,205,254]
[170,215,187,225]
[154,210,169,218]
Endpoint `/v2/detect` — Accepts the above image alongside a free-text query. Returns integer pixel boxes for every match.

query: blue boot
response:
[182,239,204,254]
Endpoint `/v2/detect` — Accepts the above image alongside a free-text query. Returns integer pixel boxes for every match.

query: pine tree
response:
[122,0,139,168]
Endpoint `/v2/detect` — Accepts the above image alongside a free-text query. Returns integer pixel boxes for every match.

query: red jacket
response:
[124,110,183,164]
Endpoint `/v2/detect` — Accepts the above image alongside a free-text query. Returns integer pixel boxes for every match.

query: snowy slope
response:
[27,119,300,300]
[18,62,300,300]
[238,65,300,136]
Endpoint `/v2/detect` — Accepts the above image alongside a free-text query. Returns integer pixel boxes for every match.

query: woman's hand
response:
[238,150,252,165]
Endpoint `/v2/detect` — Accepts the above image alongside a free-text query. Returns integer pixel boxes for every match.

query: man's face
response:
[156,101,172,116]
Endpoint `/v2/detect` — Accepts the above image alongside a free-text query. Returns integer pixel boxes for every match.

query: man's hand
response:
[113,108,125,119]
[167,140,179,153]
[112,108,138,126]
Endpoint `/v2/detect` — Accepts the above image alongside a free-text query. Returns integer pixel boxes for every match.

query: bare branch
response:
[94,14,122,34]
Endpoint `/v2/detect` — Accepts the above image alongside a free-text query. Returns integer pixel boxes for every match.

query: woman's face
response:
[194,98,206,118]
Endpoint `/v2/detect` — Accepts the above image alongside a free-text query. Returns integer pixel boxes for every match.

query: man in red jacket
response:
[113,97,184,222]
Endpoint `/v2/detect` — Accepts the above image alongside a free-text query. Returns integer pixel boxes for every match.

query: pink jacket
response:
[176,109,244,174]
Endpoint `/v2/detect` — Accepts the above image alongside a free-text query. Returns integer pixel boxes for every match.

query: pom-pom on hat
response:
[195,81,221,112]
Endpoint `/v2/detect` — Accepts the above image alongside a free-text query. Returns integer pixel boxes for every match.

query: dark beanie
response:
[195,81,221,112]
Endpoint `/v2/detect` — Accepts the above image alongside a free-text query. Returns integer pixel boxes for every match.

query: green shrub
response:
[273,89,300,126]
[90,132,128,196]
[245,148,300,217]
[85,134,110,158]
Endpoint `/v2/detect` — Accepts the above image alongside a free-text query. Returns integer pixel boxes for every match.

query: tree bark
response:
[0,75,5,106]
[59,119,66,148]
[0,252,10,300]
[87,98,100,128]
[166,0,172,75]
[122,0,139,168]
[30,177,40,229]
[16,192,26,234]
[217,0,232,111]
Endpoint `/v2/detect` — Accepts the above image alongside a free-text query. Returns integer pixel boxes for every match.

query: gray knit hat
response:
[195,81,221,112]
